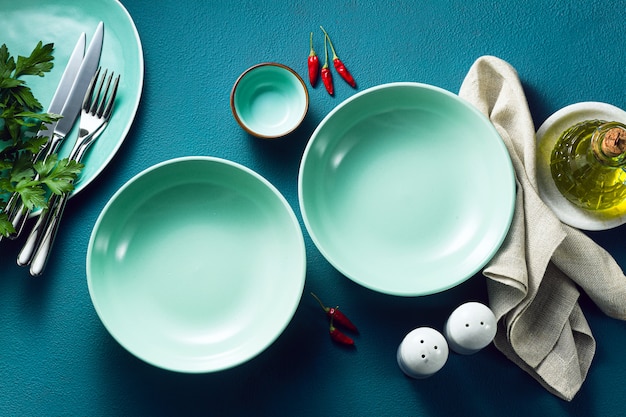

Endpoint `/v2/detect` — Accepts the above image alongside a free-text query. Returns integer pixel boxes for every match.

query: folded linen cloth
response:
[458,55,626,401]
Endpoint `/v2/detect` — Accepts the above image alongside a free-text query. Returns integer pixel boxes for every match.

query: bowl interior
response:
[87,157,306,372]
[232,64,308,138]
[299,83,515,296]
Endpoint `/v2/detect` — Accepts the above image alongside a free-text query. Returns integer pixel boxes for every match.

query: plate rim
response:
[298,82,515,296]
[86,156,307,373]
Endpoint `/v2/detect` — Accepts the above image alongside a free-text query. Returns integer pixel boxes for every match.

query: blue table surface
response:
[2,1,626,416]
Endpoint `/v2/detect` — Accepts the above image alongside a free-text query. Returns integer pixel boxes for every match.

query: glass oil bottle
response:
[550,120,626,211]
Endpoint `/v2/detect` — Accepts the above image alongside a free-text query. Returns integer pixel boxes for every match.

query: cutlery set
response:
[1,22,120,276]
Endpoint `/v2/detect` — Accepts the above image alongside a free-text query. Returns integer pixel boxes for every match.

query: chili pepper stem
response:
[319,26,357,89]
[323,33,329,68]
[320,26,339,60]
[309,32,315,56]
[310,292,328,311]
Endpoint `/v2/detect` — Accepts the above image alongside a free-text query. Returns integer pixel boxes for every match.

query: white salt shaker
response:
[397,327,449,378]
[444,302,497,355]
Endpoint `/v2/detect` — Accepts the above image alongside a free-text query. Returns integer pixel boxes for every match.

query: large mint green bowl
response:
[298,83,515,296]
[87,157,306,372]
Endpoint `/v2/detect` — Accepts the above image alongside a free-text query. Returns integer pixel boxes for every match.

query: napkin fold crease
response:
[458,55,626,401]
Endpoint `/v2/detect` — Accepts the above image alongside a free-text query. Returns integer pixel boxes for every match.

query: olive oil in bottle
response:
[550,120,626,211]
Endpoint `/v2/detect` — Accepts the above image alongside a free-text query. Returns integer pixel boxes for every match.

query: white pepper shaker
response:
[397,327,449,378]
[444,302,497,355]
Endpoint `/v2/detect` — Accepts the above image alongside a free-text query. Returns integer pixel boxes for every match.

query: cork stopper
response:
[601,127,626,157]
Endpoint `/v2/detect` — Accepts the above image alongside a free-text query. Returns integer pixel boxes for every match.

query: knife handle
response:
[17,202,51,268]
[29,192,70,277]
[2,192,22,239]
[3,178,35,240]
[9,202,31,240]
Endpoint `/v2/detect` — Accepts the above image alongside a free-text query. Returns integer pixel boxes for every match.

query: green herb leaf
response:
[0,211,16,236]
[0,176,12,191]
[0,44,17,79]
[16,111,61,124]
[0,78,23,89]
[39,158,84,195]
[14,41,54,78]
[21,134,48,154]
[15,179,46,210]
[9,84,42,111]
[11,152,36,184]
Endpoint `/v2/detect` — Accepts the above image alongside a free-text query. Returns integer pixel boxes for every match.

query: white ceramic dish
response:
[536,101,626,230]
[87,157,306,372]
[298,83,516,296]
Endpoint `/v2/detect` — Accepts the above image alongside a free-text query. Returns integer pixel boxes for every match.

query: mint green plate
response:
[0,0,143,199]
[298,83,515,296]
[87,157,306,372]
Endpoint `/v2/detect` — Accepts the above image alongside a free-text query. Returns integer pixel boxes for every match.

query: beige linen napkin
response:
[458,55,626,401]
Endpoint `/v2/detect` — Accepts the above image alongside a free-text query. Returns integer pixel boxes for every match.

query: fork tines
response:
[83,67,120,120]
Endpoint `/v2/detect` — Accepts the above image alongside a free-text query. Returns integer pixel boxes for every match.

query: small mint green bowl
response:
[298,83,516,296]
[231,63,309,139]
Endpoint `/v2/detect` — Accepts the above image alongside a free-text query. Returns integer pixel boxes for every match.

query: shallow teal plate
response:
[298,83,515,296]
[87,157,306,372]
[0,0,143,198]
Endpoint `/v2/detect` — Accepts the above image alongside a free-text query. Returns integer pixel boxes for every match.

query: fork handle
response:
[8,199,31,240]
[3,192,23,237]
[25,144,88,275]
[29,192,70,276]
[17,198,54,267]
[17,191,63,269]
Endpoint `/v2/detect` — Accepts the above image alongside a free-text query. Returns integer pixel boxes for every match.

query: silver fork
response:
[18,68,120,276]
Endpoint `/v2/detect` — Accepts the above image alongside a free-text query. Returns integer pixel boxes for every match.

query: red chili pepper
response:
[308,32,319,87]
[320,26,356,88]
[329,318,355,346]
[321,35,334,95]
[311,292,358,333]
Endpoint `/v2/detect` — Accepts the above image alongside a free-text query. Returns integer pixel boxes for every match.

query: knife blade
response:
[8,22,104,240]
[54,21,104,137]
[2,32,86,239]
[37,33,86,146]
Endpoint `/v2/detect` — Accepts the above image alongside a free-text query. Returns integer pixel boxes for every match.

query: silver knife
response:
[10,22,104,242]
[17,22,104,267]
[2,32,86,239]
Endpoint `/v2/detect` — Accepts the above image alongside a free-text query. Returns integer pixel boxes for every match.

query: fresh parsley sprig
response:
[0,41,84,237]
